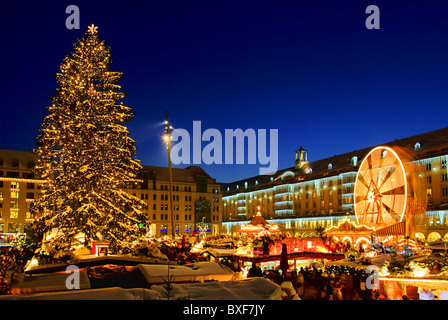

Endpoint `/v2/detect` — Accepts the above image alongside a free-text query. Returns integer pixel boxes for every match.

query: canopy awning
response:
[375,221,405,237]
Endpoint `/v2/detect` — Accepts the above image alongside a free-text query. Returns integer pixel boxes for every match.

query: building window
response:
[442,187,448,197]
[426,162,432,171]
[414,142,421,150]
[10,210,19,219]
[7,172,19,178]
[328,163,333,170]
[351,156,358,166]
[442,173,448,182]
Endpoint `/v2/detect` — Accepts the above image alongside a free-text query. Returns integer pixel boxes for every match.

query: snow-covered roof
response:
[131,261,234,284]
[1,279,284,300]
[0,287,159,300]
[25,255,173,275]
[150,277,282,300]
[9,270,91,295]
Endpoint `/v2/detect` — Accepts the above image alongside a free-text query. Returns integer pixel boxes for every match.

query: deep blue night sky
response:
[1,1,448,182]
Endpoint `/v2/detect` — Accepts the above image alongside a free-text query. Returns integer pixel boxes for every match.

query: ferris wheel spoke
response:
[382,202,394,214]
[356,173,370,189]
[378,163,399,190]
[380,185,405,196]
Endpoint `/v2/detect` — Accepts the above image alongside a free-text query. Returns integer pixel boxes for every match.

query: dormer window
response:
[351,156,358,166]
[415,142,421,150]
[328,163,333,170]
[281,171,295,180]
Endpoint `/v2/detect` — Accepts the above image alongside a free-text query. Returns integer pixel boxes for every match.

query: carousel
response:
[237,206,281,237]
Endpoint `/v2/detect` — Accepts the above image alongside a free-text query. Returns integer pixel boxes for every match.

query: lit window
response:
[10,210,18,219]
[10,181,20,189]
[414,142,421,150]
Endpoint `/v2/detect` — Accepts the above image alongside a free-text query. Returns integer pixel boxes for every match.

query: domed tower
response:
[295,145,308,169]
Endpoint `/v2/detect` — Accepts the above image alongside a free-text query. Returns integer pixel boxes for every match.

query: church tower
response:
[295,145,308,169]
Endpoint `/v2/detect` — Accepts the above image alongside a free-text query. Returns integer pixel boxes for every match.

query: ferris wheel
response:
[354,146,409,226]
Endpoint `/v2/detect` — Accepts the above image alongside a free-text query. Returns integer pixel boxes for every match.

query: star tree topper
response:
[87,24,98,34]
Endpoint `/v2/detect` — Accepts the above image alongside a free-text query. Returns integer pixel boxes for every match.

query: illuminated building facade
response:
[130,165,222,237]
[0,149,222,237]
[222,127,448,242]
[0,150,42,235]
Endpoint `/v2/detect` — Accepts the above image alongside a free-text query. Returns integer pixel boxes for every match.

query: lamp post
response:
[164,111,175,238]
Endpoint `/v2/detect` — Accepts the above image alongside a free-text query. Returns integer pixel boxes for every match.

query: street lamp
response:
[164,111,175,238]
[202,216,206,236]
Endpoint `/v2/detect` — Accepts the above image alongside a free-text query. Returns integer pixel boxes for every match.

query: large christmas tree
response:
[32,24,147,253]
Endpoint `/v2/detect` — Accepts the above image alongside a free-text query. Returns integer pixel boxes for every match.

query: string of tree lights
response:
[31,24,147,253]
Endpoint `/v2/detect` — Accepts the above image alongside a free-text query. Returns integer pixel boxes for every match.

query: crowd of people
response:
[245,264,386,300]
